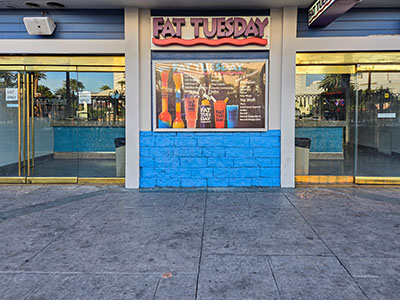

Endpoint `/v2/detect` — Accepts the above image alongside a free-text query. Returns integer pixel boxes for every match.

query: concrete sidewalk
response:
[0,185,399,299]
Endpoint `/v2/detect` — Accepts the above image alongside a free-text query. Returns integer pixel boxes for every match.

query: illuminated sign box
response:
[151,16,270,49]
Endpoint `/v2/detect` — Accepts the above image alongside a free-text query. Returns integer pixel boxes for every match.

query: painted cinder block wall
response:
[140,131,281,187]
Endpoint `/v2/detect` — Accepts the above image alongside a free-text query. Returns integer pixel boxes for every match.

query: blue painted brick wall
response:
[139,131,281,188]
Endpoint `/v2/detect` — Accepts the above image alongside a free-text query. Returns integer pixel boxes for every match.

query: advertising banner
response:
[153,60,267,131]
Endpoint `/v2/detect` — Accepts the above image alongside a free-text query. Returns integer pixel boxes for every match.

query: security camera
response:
[23,17,56,35]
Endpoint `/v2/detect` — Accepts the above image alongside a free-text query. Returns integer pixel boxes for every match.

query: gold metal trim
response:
[17,73,21,177]
[0,56,125,67]
[355,177,400,185]
[297,52,400,65]
[296,65,356,75]
[26,66,77,72]
[0,177,26,184]
[295,176,354,184]
[26,177,78,184]
[77,66,125,72]
[296,183,358,188]
[0,66,24,71]
[78,178,125,184]
[26,74,30,177]
[357,64,400,72]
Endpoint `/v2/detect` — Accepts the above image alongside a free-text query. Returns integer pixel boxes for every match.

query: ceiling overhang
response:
[0,0,399,10]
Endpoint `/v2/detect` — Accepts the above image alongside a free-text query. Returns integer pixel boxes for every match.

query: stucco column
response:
[125,7,140,188]
[269,8,283,130]
[280,7,297,188]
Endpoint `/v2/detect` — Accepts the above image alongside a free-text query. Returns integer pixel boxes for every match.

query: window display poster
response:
[153,61,267,130]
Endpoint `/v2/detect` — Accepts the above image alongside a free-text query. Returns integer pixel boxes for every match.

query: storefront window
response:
[35,71,126,178]
[295,70,400,177]
[0,69,125,178]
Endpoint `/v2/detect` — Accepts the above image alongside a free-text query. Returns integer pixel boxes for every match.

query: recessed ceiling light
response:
[25,2,41,8]
[46,2,65,8]
[6,4,19,8]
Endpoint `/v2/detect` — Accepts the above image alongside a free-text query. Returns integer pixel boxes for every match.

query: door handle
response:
[22,73,26,176]
[31,74,35,173]
[18,73,21,177]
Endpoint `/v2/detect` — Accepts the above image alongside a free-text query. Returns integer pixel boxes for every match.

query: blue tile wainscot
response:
[139,131,281,188]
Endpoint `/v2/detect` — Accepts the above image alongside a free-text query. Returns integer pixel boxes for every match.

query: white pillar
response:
[125,7,140,188]
[280,7,297,188]
[269,8,283,130]
[139,9,152,131]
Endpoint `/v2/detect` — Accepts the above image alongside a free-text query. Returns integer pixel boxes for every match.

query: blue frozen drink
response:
[227,105,239,128]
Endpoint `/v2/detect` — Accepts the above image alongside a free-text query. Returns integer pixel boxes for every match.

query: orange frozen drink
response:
[214,100,226,128]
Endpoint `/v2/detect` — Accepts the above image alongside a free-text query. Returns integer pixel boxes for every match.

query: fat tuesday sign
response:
[308,0,336,26]
[152,16,270,48]
[308,0,361,27]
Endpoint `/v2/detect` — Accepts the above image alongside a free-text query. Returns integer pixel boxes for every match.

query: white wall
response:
[139,9,152,132]
[124,7,140,188]
[269,9,283,130]
[280,7,297,188]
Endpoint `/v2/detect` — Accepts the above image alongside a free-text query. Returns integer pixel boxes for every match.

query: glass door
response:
[0,70,80,180]
[295,70,357,180]
[0,70,22,177]
[31,71,79,179]
[76,71,126,178]
[355,72,400,177]
[0,56,125,184]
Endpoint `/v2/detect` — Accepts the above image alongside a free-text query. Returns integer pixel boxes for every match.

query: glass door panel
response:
[76,72,126,178]
[295,73,357,176]
[355,72,400,176]
[32,71,79,177]
[0,71,21,176]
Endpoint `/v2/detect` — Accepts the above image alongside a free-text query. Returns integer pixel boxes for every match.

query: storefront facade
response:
[0,3,399,188]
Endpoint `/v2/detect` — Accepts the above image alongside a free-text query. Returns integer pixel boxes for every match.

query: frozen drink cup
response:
[214,100,226,128]
[185,97,198,128]
[227,105,238,128]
